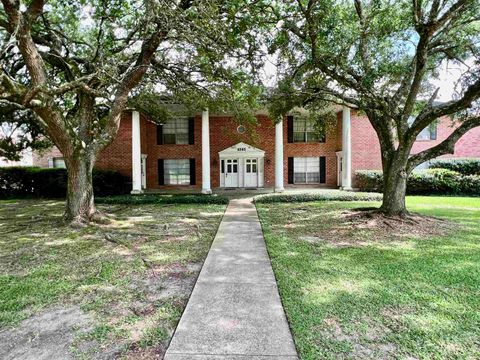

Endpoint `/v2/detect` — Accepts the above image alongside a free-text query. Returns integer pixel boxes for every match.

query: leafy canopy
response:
[0,0,270,158]
[269,0,480,170]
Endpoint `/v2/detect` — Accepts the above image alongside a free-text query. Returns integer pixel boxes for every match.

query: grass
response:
[0,199,226,358]
[256,196,480,360]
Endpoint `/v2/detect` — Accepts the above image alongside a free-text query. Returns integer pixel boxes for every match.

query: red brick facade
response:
[33,110,480,190]
[350,111,480,179]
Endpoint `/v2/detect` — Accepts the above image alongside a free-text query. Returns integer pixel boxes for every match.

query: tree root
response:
[104,233,156,275]
[343,206,454,236]
[90,211,111,225]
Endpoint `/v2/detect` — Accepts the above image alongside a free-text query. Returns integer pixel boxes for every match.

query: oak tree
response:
[270,0,480,215]
[0,0,265,224]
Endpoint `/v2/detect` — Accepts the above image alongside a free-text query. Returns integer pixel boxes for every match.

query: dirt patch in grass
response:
[344,209,453,233]
[0,306,93,360]
[315,209,456,247]
[0,200,225,359]
[320,317,397,359]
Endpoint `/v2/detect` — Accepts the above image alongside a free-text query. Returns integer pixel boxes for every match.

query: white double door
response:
[224,158,260,188]
[224,158,239,187]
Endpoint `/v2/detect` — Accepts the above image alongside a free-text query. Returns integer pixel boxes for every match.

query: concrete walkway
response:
[164,198,298,360]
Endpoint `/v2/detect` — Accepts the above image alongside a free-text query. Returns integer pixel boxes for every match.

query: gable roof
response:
[218,142,265,157]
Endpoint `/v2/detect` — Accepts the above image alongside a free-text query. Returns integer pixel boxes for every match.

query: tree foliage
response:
[0,0,269,222]
[269,0,480,215]
[0,104,51,160]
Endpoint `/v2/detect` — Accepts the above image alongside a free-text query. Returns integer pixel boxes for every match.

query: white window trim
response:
[293,117,323,143]
[164,159,190,185]
[163,117,189,145]
[293,157,320,184]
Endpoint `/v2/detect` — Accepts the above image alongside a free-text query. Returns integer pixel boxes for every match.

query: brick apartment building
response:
[33,107,480,193]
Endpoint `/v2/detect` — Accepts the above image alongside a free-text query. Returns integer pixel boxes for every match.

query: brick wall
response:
[33,112,134,178]
[283,117,339,188]
[350,111,383,179]
[454,126,480,157]
[145,114,340,189]
[349,112,480,186]
[95,112,134,177]
[32,147,63,167]
[144,115,201,190]
[32,109,480,191]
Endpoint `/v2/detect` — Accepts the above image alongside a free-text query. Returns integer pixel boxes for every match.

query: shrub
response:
[355,169,480,195]
[0,167,130,199]
[458,175,480,195]
[429,158,480,175]
[355,170,383,192]
[408,169,461,195]
[96,194,229,205]
[254,191,383,204]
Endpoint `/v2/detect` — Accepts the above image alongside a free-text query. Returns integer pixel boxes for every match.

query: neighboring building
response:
[33,108,480,193]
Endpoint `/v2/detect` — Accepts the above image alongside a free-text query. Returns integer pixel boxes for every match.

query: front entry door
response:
[244,158,258,188]
[225,159,239,187]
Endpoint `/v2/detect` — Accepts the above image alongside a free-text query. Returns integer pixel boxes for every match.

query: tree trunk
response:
[64,153,97,225]
[380,160,409,216]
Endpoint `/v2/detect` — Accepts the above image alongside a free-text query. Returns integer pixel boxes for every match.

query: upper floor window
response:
[162,117,189,144]
[289,116,325,143]
[416,123,437,140]
[408,116,437,141]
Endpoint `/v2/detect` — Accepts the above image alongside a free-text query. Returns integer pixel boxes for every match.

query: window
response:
[225,159,238,173]
[163,117,189,144]
[408,116,437,140]
[417,123,437,140]
[294,157,320,184]
[164,159,190,185]
[293,117,324,142]
[52,157,66,168]
[246,159,257,173]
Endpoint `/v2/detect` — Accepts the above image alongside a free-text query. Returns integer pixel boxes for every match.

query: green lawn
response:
[257,196,480,360]
[0,200,225,358]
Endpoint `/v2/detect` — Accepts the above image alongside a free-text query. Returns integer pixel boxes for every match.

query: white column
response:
[341,106,352,190]
[275,120,284,192]
[201,109,212,194]
[131,111,143,194]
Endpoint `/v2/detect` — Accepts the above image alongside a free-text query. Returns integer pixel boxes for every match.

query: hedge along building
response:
[33,107,480,193]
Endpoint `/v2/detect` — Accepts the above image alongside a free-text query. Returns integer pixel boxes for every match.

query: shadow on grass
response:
[258,198,480,359]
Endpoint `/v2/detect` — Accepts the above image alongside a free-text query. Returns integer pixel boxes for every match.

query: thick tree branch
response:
[1,0,48,86]
[410,76,480,137]
[407,115,480,171]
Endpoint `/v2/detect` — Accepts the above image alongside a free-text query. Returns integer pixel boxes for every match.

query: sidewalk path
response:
[164,198,298,360]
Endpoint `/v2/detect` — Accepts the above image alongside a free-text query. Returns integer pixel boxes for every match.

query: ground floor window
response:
[49,157,66,169]
[164,159,190,185]
[294,157,320,184]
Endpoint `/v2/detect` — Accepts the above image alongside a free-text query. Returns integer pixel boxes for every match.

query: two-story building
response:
[33,107,480,193]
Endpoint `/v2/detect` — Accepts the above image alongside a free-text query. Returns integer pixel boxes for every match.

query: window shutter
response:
[157,124,163,145]
[287,116,294,143]
[188,117,195,145]
[190,158,196,185]
[319,157,326,184]
[288,157,294,184]
[430,124,437,140]
[158,159,164,185]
